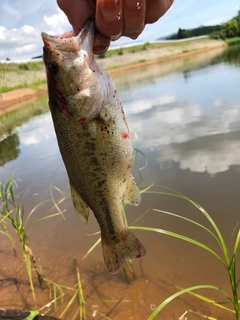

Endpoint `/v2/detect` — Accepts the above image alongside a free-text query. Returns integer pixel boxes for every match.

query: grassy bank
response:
[0,37,227,94]
[0,61,46,94]
[224,36,240,46]
[97,37,214,59]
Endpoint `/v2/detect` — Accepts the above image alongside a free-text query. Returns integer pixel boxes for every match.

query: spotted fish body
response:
[41,21,146,274]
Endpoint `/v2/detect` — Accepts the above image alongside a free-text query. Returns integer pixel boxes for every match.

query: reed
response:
[81,182,239,319]
[0,178,62,306]
[128,185,240,320]
[0,177,125,319]
[1,136,238,318]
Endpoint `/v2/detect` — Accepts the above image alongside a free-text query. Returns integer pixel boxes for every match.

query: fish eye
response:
[47,61,58,73]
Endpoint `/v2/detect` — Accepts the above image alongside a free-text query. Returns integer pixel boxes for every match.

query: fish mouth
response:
[41,19,94,55]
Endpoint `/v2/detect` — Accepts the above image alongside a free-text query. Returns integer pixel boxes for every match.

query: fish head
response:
[41,20,112,120]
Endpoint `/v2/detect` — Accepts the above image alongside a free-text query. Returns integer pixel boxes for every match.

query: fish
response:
[41,20,146,274]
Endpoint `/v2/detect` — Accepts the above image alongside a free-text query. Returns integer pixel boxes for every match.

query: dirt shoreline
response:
[0,39,227,116]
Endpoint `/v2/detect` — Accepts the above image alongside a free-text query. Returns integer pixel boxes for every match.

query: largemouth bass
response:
[41,20,146,274]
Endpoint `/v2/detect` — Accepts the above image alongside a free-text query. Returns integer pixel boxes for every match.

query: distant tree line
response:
[167,9,240,40]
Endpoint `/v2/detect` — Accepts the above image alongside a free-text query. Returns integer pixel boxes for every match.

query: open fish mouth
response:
[41,19,94,54]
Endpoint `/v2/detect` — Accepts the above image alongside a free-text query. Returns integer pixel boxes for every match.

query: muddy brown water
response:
[0,45,240,319]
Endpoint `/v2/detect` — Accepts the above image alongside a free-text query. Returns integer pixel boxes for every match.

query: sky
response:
[0,0,239,61]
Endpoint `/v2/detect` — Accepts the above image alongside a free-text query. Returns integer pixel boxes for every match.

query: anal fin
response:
[70,182,91,224]
[124,175,141,206]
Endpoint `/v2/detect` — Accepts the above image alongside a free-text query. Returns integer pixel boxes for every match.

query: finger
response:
[145,0,173,24]
[122,0,146,39]
[93,32,111,54]
[96,0,123,40]
[57,0,95,34]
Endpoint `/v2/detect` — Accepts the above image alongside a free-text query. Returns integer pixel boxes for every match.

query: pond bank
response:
[0,38,227,115]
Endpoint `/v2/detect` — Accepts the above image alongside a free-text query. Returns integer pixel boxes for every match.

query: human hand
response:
[57,0,174,55]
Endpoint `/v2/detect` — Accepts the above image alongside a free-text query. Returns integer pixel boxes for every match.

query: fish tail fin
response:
[102,230,146,274]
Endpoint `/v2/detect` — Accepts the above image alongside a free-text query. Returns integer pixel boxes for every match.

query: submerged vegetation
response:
[0,171,239,319]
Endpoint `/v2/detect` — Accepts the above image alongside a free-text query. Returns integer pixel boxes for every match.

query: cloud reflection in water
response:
[116,51,240,175]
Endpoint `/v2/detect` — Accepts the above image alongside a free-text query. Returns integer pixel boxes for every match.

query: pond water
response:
[0,45,240,319]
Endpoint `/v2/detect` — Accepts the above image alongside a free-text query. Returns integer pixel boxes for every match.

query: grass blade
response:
[176,286,233,312]
[153,209,222,248]
[60,290,78,319]
[77,267,86,320]
[129,226,225,264]
[147,285,226,320]
[82,237,101,261]
[24,199,51,228]
[23,310,39,320]
[26,213,61,229]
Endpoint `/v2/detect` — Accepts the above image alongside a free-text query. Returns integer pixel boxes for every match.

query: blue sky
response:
[0,0,239,60]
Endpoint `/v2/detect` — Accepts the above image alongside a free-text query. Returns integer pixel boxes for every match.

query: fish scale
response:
[42,20,146,274]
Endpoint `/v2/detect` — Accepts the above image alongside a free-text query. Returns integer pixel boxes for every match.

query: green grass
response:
[1,178,239,319]
[0,61,43,72]
[0,179,64,305]
[130,185,239,320]
[80,180,239,318]
[0,134,239,318]
[96,37,217,60]
[0,79,46,94]
[0,177,127,319]
[0,61,46,93]
[225,37,240,46]
[0,37,225,93]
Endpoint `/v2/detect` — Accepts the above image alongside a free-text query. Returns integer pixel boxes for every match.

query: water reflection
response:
[158,130,240,174]
[211,43,240,67]
[0,44,239,319]
[0,133,20,166]
[113,45,240,176]
[111,46,226,89]
[0,95,49,139]
[124,97,240,174]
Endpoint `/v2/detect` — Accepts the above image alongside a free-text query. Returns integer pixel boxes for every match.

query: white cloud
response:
[43,8,71,35]
[213,99,223,107]
[0,7,71,60]
[0,26,6,40]
[0,25,41,59]
[158,137,240,174]
[22,25,35,34]
[19,114,53,146]
[203,17,229,26]
[0,0,239,60]
[44,8,66,28]
[125,88,240,174]
[14,44,38,55]
[126,95,176,114]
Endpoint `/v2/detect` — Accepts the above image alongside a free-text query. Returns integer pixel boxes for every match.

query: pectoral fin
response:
[124,175,141,206]
[70,182,91,224]
[99,103,112,123]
